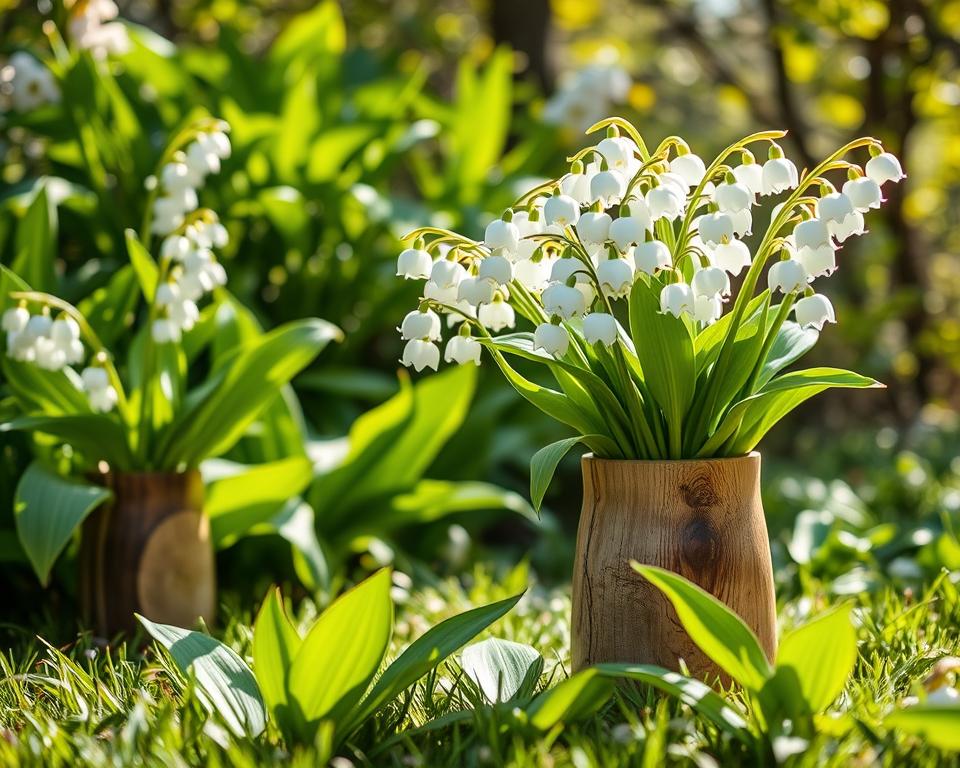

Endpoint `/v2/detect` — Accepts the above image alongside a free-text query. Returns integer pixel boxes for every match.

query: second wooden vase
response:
[80,470,216,637]
[571,452,777,679]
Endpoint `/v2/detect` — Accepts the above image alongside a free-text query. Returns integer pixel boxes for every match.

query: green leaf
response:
[0,414,134,470]
[632,563,772,690]
[77,264,140,348]
[252,587,302,741]
[597,663,752,742]
[288,569,393,737]
[2,356,92,417]
[138,614,266,739]
[629,278,695,457]
[755,320,819,389]
[125,229,158,303]
[205,457,314,548]
[461,638,543,703]
[530,436,587,514]
[12,182,56,292]
[14,463,112,585]
[158,319,341,468]
[525,669,614,731]
[774,605,856,713]
[886,707,960,751]
[341,593,522,735]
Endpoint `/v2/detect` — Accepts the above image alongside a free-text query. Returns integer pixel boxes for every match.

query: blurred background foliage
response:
[0,0,958,624]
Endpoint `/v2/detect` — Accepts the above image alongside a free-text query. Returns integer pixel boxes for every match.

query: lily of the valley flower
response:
[478,255,513,287]
[1,52,60,112]
[865,152,905,185]
[457,276,496,307]
[711,239,752,275]
[544,192,581,226]
[669,153,707,187]
[484,217,520,254]
[761,155,799,195]
[577,212,613,245]
[534,322,569,357]
[697,212,734,247]
[609,214,650,253]
[401,339,440,372]
[646,184,685,222]
[582,312,618,346]
[397,247,433,279]
[541,283,587,320]
[733,162,764,197]
[478,300,515,331]
[597,258,634,299]
[818,193,865,242]
[794,294,836,330]
[713,182,752,213]
[691,266,731,299]
[81,366,118,413]
[768,259,809,294]
[444,335,482,366]
[590,169,628,207]
[400,309,442,341]
[633,240,672,275]
[660,282,694,318]
[842,177,883,212]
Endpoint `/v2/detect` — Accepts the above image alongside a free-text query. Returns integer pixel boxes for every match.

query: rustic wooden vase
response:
[79,471,216,637]
[571,452,777,679]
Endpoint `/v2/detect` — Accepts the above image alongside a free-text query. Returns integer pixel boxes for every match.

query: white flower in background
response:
[81,365,118,412]
[457,276,496,307]
[633,240,672,275]
[2,306,29,335]
[646,184,684,222]
[541,283,586,319]
[69,0,130,59]
[50,316,83,365]
[590,169,627,207]
[161,235,191,262]
[151,317,181,344]
[713,182,752,214]
[733,162,764,197]
[544,193,581,227]
[514,255,553,291]
[768,260,809,294]
[697,212,734,247]
[842,177,883,212]
[576,212,612,246]
[794,294,836,330]
[0,52,60,113]
[400,309,441,341]
[692,267,730,299]
[865,152,905,185]
[817,192,865,242]
[478,300,515,331]
[560,164,596,206]
[711,239,752,275]
[761,155,799,195]
[729,208,753,237]
[597,258,634,299]
[484,218,520,255]
[478,255,513,287]
[670,153,706,187]
[660,283,694,318]
[692,294,723,324]
[534,323,569,357]
[444,335,482,366]
[397,246,433,279]
[543,54,631,133]
[401,339,440,372]
[582,312,618,346]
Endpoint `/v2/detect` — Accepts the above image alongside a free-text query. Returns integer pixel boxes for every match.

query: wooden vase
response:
[571,452,777,679]
[79,471,216,637]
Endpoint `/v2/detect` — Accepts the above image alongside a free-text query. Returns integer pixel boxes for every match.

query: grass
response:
[1,558,958,767]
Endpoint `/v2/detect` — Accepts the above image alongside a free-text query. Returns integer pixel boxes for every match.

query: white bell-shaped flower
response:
[424,280,458,304]
[397,247,433,279]
[729,208,753,237]
[400,309,442,341]
[81,366,110,392]
[168,299,199,332]
[830,210,865,243]
[155,281,181,307]
[842,177,883,212]
[794,219,832,251]
[609,215,649,253]
[669,153,706,187]
[430,259,467,290]
[761,157,799,195]
[794,294,836,330]
[733,163,764,197]
[646,184,685,222]
[597,258,634,299]
[151,317,182,344]
[596,137,638,173]
[2,306,29,334]
[185,138,220,177]
[697,212,734,246]
[24,314,53,341]
[633,240,672,275]
[627,197,654,230]
[541,282,587,319]
[512,209,544,260]
[456,277,495,309]
[160,162,195,194]
[6,329,36,362]
[817,192,854,225]
[550,258,583,284]
[444,335,482,366]
[865,152,905,185]
[768,259,809,294]
[484,218,520,255]
[161,235,191,262]
[713,182,752,213]
[478,255,513,286]
[515,256,553,291]
[33,337,66,371]
[767,259,810,293]
[691,266,730,298]
[590,169,627,207]
[560,164,596,206]
[87,383,118,413]
[582,312,618,346]
[576,212,612,245]
[401,339,440,372]
[659,172,690,200]
[797,244,837,278]
[711,239,752,275]
[692,294,723,324]
[660,283,694,318]
[50,316,83,364]
[534,322,569,357]
[544,193,581,226]
[478,300,515,331]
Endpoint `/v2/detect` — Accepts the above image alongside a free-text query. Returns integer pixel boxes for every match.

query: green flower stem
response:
[135,257,174,467]
[740,293,797,398]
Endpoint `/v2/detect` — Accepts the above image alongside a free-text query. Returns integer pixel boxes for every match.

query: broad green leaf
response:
[342,593,522,735]
[205,457,313,548]
[14,463,112,585]
[755,320,819,389]
[12,182,56,292]
[269,0,345,72]
[775,605,856,713]
[633,564,772,690]
[629,278,695,456]
[273,498,329,592]
[695,291,770,370]
[125,229,158,303]
[525,669,614,731]
[530,436,585,513]
[158,319,341,468]
[288,569,393,736]
[77,264,140,348]
[596,663,752,743]
[0,414,134,470]
[461,638,543,703]
[138,615,266,739]
[886,706,960,750]
[252,588,302,740]
[2,357,91,417]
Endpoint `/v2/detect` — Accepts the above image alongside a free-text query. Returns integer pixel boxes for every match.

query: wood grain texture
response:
[571,452,777,680]
[79,471,216,636]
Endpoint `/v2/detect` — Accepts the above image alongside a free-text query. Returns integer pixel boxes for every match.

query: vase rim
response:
[581,451,760,465]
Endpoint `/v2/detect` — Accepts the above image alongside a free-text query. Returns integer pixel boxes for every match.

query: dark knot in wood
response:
[680,475,720,510]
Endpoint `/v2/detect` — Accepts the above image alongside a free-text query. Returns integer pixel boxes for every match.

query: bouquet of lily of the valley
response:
[1,118,338,583]
[394,117,901,502]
